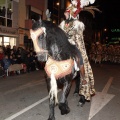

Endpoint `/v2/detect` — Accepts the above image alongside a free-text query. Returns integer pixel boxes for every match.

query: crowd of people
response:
[89,43,120,64]
[0,45,44,77]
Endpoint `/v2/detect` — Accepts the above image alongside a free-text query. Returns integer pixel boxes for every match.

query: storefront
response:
[18,27,33,49]
[0,26,18,48]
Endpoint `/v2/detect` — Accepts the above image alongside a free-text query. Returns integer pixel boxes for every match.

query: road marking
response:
[4,79,45,95]
[89,77,115,120]
[4,89,61,120]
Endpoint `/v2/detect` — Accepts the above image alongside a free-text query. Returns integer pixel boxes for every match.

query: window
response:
[31,11,40,21]
[0,0,12,27]
[0,37,16,48]
[0,37,2,46]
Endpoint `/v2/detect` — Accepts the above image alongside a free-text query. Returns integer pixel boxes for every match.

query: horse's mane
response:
[41,20,78,60]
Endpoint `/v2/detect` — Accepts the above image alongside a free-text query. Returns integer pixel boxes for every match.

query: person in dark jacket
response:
[16,54,23,64]
[2,55,11,71]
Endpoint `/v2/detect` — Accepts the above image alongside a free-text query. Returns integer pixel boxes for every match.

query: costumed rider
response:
[59,0,96,104]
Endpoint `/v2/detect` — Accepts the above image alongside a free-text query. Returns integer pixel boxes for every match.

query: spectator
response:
[19,47,28,64]
[1,6,6,17]
[25,53,31,72]
[7,8,12,19]
[0,6,2,16]
[16,54,23,64]
[29,52,36,71]
[12,56,17,64]
[12,45,17,56]
[0,62,5,77]
[1,54,11,71]
[0,46,4,64]
[5,45,11,58]
[9,55,16,65]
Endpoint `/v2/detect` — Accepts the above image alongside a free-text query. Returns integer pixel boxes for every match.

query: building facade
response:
[0,0,47,49]
[0,0,18,48]
[48,0,70,24]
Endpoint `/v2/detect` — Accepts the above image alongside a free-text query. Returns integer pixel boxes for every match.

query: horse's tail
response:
[49,72,58,104]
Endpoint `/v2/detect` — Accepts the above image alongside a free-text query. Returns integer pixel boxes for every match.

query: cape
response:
[59,19,95,100]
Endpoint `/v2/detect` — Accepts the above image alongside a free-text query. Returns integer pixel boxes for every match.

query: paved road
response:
[0,63,120,120]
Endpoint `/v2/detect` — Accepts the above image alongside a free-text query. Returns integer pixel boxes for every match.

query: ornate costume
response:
[59,0,96,101]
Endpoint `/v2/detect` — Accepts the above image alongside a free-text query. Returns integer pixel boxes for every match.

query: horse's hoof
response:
[59,103,70,115]
[77,95,85,107]
[73,92,79,97]
[73,90,79,96]
[61,107,70,115]
[78,101,85,107]
[48,117,55,120]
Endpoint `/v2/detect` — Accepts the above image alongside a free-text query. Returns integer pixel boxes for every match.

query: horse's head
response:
[30,19,47,55]
[31,18,43,30]
[30,19,66,60]
[30,18,79,61]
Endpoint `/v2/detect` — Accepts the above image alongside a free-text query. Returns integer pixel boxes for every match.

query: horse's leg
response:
[46,77,55,120]
[78,95,86,107]
[48,99,55,120]
[73,71,80,95]
[58,77,72,115]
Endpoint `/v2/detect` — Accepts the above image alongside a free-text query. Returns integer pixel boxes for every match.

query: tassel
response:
[49,72,58,104]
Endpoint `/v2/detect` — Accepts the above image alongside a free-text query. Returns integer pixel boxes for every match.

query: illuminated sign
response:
[111,29,120,32]
[0,26,18,35]
[111,38,120,40]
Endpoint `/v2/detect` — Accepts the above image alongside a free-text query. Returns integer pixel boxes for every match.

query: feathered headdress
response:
[66,0,101,19]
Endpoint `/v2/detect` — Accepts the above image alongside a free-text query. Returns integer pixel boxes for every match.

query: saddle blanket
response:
[44,57,74,79]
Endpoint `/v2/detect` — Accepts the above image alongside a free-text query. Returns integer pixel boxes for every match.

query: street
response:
[0,62,120,120]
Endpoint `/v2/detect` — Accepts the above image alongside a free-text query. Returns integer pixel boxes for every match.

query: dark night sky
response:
[48,0,120,28]
[94,0,120,28]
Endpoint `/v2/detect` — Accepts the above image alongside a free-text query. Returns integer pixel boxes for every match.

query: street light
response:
[56,2,60,24]
[56,2,59,6]
[104,28,107,32]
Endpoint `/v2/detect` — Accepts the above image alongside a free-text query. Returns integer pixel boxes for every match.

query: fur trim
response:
[59,20,85,32]
[73,20,85,32]
[59,21,65,30]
